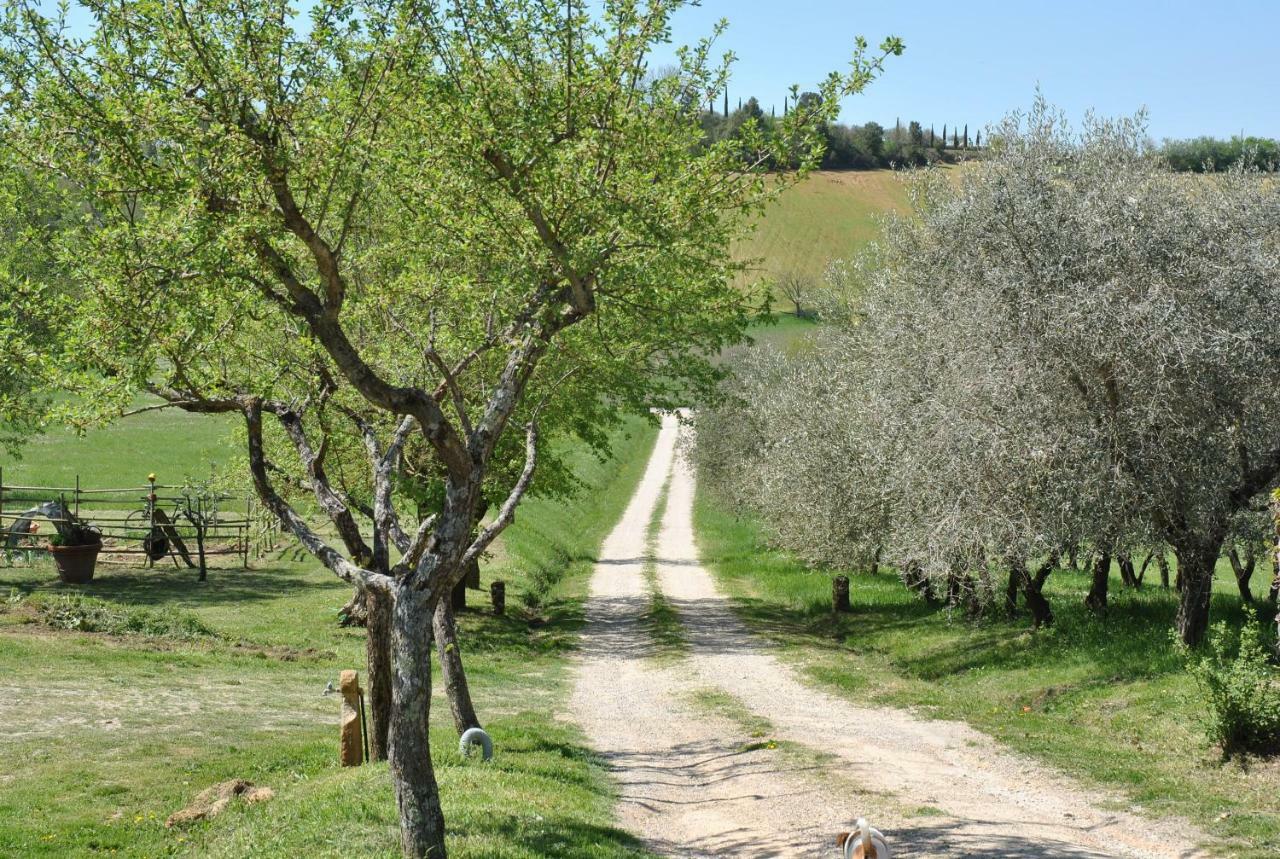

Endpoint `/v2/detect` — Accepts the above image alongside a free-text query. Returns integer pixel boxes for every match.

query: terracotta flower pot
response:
[48,541,102,584]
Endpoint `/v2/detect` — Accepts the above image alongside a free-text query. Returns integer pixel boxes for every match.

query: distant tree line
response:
[1159,136,1280,172]
[699,91,985,170]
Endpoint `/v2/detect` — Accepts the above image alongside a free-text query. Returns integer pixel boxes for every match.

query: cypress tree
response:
[976,130,982,148]
[963,123,969,149]
[930,124,935,146]
[942,124,947,149]
[723,89,728,118]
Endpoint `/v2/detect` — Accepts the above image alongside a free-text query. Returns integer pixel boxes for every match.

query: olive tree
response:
[701,100,1280,646]
[897,103,1280,645]
[0,1,900,853]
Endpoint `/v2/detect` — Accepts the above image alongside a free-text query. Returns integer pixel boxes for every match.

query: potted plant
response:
[47,510,103,584]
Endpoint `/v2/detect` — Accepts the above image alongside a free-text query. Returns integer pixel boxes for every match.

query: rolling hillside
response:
[733,169,911,292]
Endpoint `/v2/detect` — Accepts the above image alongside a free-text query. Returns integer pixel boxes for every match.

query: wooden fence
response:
[0,468,280,570]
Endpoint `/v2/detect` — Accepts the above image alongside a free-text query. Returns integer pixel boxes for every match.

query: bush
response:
[1185,621,1280,757]
[33,594,218,640]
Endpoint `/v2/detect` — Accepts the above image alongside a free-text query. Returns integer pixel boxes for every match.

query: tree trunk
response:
[433,598,481,735]
[1005,565,1020,617]
[1008,557,1054,627]
[1117,552,1139,589]
[389,588,447,858]
[1158,554,1171,589]
[1084,552,1110,612]
[904,561,936,605]
[1174,537,1223,647]
[366,587,393,761]
[339,587,369,627]
[1024,574,1054,627]
[1227,548,1256,604]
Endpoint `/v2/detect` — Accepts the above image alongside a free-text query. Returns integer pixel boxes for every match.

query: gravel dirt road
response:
[569,414,1207,858]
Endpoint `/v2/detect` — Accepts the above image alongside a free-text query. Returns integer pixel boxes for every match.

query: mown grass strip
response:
[640,483,687,661]
[0,417,661,858]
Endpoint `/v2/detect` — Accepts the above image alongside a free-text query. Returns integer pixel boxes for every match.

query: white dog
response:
[836,818,892,859]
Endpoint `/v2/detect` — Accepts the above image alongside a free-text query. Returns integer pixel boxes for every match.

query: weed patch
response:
[12,592,218,640]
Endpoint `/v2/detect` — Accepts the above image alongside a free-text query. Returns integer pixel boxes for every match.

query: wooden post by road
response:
[339,670,365,767]
[833,575,851,613]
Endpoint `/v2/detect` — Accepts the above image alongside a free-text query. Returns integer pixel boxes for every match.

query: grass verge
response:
[0,416,659,858]
[693,486,1280,859]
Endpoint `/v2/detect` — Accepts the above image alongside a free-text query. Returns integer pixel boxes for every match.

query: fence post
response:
[74,474,80,519]
[146,474,157,569]
[193,499,208,582]
[833,575,851,613]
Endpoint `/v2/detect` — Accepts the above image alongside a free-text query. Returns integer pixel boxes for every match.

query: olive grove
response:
[697,101,1280,646]
[0,0,900,854]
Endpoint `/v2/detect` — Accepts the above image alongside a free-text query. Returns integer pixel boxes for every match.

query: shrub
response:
[33,594,217,640]
[1185,621,1280,758]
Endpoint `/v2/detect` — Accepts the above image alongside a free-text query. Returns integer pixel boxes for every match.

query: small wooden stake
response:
[491,580,506,616]
[339,670,364,767]
[833,575,851,613]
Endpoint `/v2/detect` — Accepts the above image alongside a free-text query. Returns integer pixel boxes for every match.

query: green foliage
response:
[1161,136,1280,172]
[45,511,102,547]
[1184,622,1280,758]
[0,167,73,455]
[0,0,901,553]
[29,593,218,639]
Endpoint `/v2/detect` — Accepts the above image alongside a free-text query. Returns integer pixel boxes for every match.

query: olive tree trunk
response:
[1227,548,1256,604]
[1084,551,1110,612]
[1174,536,1225,647]
[1007,556,1054,628]
[389,586,447,858]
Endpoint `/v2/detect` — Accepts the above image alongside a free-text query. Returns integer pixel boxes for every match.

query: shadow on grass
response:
[700,521,1269,694]
[0,561,340,610]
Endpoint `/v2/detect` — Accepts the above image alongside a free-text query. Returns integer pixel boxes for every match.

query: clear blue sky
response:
[657,0,1280,141]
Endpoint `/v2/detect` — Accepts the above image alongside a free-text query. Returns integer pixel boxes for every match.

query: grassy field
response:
[0,395,238,491]
[734,169,910,294]
[0,416,659,858]
[693,490,1280,858]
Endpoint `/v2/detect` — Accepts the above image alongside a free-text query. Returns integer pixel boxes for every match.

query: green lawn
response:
[693,489,1280,859]
[734,169,910,291]
[1,395,238,493]
[0,416,659,858]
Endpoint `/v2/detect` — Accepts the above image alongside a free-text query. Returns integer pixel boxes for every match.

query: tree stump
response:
[339,670,364,767]
[833,575,850,613]
[491,580,506,616]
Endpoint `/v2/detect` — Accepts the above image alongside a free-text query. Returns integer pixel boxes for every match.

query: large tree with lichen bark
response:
[0,0,899,853]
